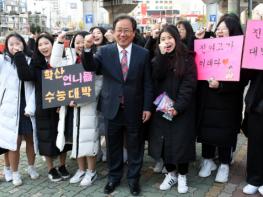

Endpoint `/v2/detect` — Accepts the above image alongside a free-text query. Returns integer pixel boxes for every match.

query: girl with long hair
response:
[0,32,38,186]
[16,32,71,182]
[51,31,102,187]
[149,25,197,193]
[197,14,247,183]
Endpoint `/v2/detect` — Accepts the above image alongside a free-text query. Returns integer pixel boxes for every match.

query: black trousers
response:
[202,143,232,164]
[105,107,144,184]
[247,113,263,186]
[165,163,189,175]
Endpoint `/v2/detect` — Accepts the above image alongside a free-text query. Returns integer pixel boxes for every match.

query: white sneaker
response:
[12,172,22,186]
[242,184,259,195]
[27,166,39,179]
[198,159,217,177]
[258,185,263,195]
[159,172,177,190]
[177,174,188,193]
[80,170,97,187]
[70,169,85,184]
[215,164,229,183]
[153,159,164,173]
[3,166,13,182]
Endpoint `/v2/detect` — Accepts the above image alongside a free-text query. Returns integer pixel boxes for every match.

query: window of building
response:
[7,6,11,12]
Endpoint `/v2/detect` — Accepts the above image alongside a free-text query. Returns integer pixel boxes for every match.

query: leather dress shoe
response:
[129,182,141,196]
[104,182,119,194]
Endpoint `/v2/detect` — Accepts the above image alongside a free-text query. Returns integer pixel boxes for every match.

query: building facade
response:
[28,0,85,32]
[28,12,47,32]
[131,0,205,31]
[0,0,29,35]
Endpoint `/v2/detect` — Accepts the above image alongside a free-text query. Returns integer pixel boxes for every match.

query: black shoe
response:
[58,165,70,179]
[48,168,62,182]
[129,182,141,196]
[104,182,119,194]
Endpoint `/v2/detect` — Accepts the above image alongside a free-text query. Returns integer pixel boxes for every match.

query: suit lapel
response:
[112,44,124,81]
[126,44,137,81]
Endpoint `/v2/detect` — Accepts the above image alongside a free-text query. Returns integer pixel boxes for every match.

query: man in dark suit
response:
[82,15,153,196]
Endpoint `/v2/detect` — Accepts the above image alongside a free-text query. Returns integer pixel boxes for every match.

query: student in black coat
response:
[197,14,247,183]
[149,25,197,194]
[16,33,71,182]
[242,69,263,195]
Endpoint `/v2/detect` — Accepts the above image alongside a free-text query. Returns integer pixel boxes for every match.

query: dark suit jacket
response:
[82,43,153,124]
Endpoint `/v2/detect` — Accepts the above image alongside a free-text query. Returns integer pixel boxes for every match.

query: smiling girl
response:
[0,33,38,186]
[149,25,197,194]
[196,14,247,183]
[51,31,103,187]
[16,33,71,182]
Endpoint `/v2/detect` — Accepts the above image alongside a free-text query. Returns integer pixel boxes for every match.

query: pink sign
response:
[242,20,263,70]
[194,35,244,81]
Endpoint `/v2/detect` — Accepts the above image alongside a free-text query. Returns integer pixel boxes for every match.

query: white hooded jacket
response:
[50,42,102,158]
[0,54,38,152]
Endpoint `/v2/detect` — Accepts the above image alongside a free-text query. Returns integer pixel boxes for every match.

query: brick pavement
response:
[0,134,260,197]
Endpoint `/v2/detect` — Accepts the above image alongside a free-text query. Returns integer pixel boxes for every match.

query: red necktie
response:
[121,49,128,80]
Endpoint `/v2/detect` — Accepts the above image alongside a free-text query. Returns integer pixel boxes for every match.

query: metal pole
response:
[248,0,253,19]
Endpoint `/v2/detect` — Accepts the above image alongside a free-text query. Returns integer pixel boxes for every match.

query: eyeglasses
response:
[115,29,133,35]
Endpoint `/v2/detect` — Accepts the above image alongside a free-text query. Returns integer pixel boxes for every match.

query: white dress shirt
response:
[117,43,132,68]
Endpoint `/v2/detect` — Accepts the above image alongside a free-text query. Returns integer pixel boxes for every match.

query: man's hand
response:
[142,111,151,123]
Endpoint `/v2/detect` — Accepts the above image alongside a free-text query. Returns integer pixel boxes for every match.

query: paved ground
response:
[0,133,261,197]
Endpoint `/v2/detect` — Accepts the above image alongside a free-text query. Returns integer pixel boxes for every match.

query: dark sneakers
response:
[58,165,70,179]
[48,168,62,182]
